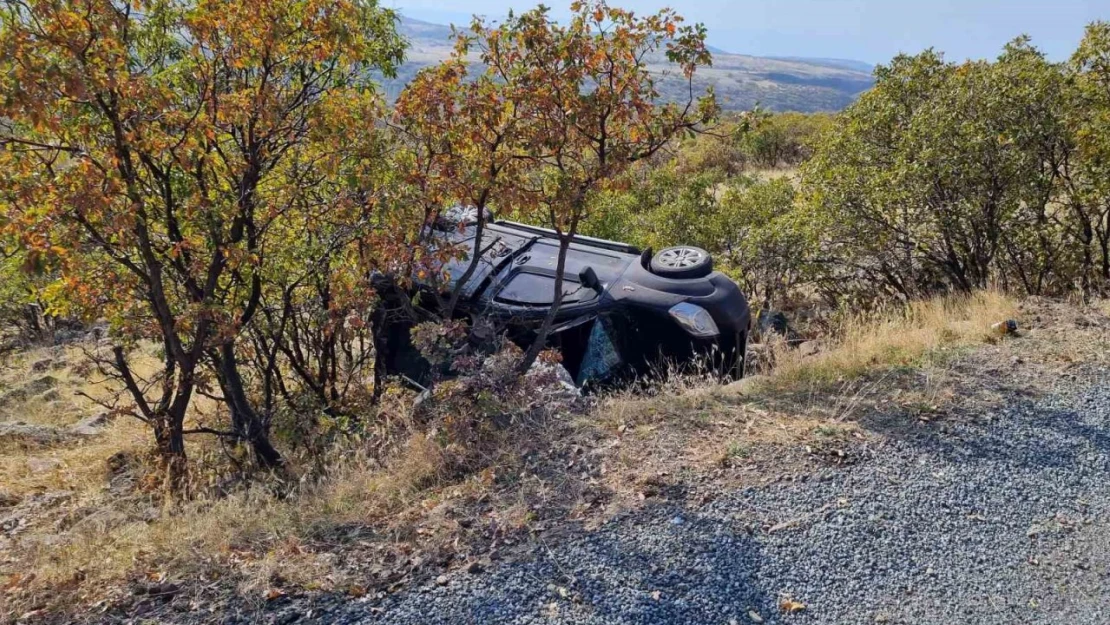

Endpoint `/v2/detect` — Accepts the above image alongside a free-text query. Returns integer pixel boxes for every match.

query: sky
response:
[388,0,1108,64]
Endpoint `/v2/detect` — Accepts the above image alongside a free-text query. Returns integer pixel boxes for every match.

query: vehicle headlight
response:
[668,303,719,338]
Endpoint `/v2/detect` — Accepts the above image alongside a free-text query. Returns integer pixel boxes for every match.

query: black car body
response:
[381,210,751,389]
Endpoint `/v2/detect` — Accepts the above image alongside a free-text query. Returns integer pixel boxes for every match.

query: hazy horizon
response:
[388,0,1107,64]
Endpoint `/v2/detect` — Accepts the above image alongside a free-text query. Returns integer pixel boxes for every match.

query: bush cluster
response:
[586,25,1110,310]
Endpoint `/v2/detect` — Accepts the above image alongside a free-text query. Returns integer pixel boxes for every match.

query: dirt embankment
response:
[5,294,1108,624]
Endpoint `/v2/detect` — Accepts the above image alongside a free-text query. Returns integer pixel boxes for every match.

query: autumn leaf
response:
[779,598,806,613]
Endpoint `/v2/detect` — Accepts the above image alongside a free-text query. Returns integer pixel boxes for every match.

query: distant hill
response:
[377,17,875,113]
[766,56,875,73]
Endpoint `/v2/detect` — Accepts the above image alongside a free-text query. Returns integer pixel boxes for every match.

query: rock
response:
[435,575,448,586]
[0,388,28,408]
[39,388,62,402]
[52,328,84,344]
[797,340,821,357]
[465,561,483,574]
[725,374,767,395]
[30,358,53,373]
[274,610,302,625]
[106,450,132,473]
[0,422,70,444]
[23,375,58,395]
[86,320,109,342]
[748,610,765,623]
[526,360,579,395]
[72,412,112,436]
[411,388,435,416]
[27,457,63,474]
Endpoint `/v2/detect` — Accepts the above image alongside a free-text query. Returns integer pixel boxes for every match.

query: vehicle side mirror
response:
[579,266,602,293]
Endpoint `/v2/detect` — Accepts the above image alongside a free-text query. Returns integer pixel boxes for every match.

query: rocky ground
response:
[118,303,1110,625]
[247,368,1110,625]
[12,300,1110,625]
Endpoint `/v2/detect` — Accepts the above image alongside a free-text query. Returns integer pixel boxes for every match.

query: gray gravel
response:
[308,365,1110,625]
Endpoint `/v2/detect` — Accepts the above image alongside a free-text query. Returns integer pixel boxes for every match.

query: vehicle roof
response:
[441,220,638,312]
[488,221,642,256]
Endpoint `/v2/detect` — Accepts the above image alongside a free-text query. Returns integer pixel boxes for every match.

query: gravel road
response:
[303,364,1110,625]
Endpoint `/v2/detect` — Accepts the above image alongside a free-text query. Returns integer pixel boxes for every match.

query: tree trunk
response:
[517,235,571,375]
[371,304,389,403]
[153,412,188,492]
[215,343,284,470]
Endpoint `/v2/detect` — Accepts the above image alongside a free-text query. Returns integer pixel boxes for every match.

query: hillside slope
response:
[377,17,874,113]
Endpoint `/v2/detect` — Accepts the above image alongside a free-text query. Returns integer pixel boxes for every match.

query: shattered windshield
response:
[576,316,624,386]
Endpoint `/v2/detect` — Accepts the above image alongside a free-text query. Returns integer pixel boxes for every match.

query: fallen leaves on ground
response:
[779,598,806,613]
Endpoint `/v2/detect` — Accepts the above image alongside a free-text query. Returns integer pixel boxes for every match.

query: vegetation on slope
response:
[2,1,1110,620]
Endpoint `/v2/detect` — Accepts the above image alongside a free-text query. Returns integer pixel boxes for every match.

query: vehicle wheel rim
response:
[658,247,705,268]
[446,205,480,223]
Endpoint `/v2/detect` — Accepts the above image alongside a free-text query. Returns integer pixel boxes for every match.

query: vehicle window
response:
[576,316,624,385]
[495,271,593,305]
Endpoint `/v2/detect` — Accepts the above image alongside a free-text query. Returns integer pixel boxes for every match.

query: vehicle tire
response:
[650,246,713,279]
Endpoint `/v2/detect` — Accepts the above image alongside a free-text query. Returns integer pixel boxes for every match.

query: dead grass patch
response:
[5,290,1094,624]
[767,290,1018,389]
[584,291,1021,502]
[3,366,598,622]
[4,430,464,612]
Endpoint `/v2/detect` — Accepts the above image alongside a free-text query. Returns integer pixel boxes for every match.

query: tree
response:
[801,42,1077,302]
[431,1,717,374]
[741,111,834,168]
[0,0,404,486]
[393,56,530,320]
[1068,21,1110,286]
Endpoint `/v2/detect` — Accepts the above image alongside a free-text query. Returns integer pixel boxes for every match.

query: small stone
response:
[748,609,764,623]
[27,457,63,473]
[30,358,53,373]
[72,412,112,436]
[435,575,448,586]
[797,341,821,357]
[465,561,483,574]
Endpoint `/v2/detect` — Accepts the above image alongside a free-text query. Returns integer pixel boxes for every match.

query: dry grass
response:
[3,429,466,612]
[2,348,592,619]
[0,290,1039,620]
[766,290,1018,389]
[585,290,1021,502]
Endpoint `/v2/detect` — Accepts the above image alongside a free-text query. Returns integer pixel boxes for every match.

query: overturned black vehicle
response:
[377,207,751,389]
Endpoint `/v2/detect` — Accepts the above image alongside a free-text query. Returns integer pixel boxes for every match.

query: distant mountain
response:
[380,17,875,113]
[766,56,875,73]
